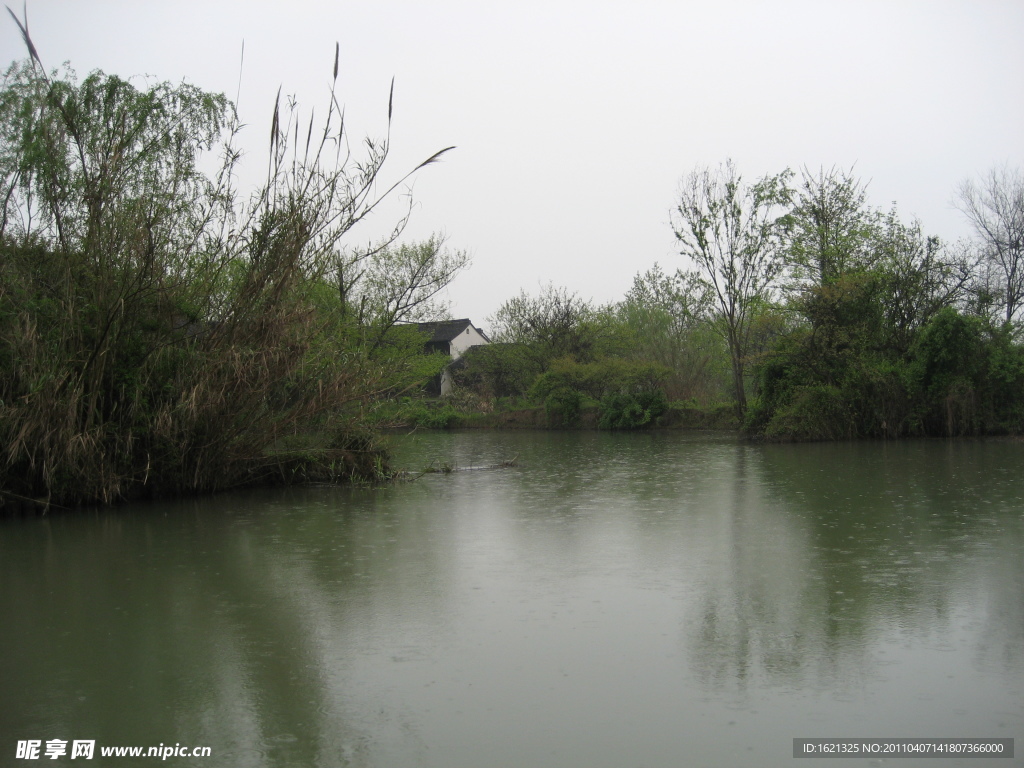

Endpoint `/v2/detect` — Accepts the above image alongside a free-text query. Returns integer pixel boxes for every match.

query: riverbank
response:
[377,400,741,432]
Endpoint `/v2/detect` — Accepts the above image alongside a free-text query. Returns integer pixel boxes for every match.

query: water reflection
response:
[684,438,1024,737]
[1,432,1021,767]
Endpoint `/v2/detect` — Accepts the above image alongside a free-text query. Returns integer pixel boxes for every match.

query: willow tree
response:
[671,160,792,414]
[0,16,457,506]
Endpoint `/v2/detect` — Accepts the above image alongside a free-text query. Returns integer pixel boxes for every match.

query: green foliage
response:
[911,307,985,388]
[543,387,584,428]
[406,401,462,429]
[840,355,912,439]
[873,214,972,355]
[616,264,729,403]
[528,357,669,430]
[748,281,918,442]
[906,307,1024,435]
[0,48,458,506]
[984,329,1024,430]
[368,386,494,430]
[0,60,232,251]
[488,284,618,370]
[751,297,1024,440]
[529,357,669,403]
[451,342,540,398]
[785,166,878,287]
[760,384,853,441]
[738,164,1016,442]
[598,389,668,430]
[672,160,793,414]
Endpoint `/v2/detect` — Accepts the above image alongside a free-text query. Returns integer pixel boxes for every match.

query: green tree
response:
[785,166,879,289]
[527,356,670,430]
[748,175,979,441]
[617,263,725,403]
[873,211,972,356]
[488,283,614,369]
[907,307,1024,436]
[672,160,792,414]
[0,30,457,505]
[450,343,538,399]
[333,233,470,351]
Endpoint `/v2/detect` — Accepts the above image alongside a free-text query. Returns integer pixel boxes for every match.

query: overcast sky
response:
[3,1,1022,329]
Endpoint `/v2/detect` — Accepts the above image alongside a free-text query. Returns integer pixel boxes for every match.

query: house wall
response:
[439,367,455,396]
[438,324,488,395]
[448,325,489,360]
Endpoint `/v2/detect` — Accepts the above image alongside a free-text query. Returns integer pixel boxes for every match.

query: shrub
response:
[907,308,986,435]
[762,384,854,442]
[529,357,670,402]
[598,390,668,430]
[544,387,584,428]
[410,402,461,430]
[451,343,540,398]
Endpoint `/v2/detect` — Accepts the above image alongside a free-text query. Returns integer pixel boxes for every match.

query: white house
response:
[416,319,490,395]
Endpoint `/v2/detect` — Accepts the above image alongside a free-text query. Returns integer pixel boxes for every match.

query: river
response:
[1,431,1021,767]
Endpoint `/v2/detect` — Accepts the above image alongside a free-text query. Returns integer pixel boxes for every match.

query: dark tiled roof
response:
[415,319,489,343]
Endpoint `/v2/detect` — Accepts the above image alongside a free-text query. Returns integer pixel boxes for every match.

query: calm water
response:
[1,431,1021,767]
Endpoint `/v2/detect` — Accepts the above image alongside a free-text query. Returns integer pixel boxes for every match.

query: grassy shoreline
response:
[374,400,741,432]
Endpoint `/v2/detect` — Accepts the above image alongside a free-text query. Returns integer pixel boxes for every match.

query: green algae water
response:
[2,432,1022,767]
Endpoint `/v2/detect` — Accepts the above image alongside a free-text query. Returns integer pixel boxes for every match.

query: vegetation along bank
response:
[2,27,1021,509]
[383,161,1024,442]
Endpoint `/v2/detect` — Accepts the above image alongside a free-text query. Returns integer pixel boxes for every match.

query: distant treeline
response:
[449,163,1023,440]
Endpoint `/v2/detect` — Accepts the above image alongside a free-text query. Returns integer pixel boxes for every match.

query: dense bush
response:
[0,50,456,506]
[543,387,585,428]
[405,401,462,430]
[450,342,540,398]
[908,308,1024,435]
[749,304,1024,440]
[598,390,668,430]
[529,357,669,403]
[527,358,670,430]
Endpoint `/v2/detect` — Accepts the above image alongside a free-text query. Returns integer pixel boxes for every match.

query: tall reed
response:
[0,24,454,507]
